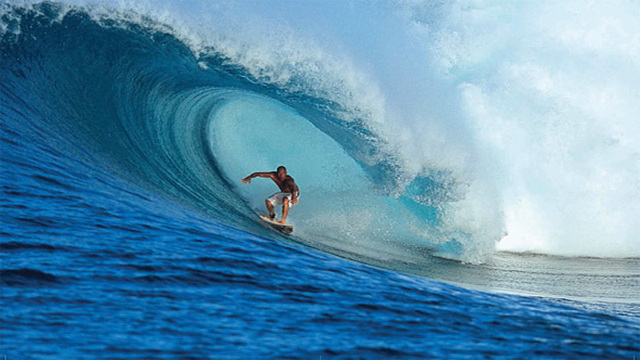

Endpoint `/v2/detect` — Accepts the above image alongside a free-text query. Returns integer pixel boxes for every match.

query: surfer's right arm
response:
[241,172,275,184]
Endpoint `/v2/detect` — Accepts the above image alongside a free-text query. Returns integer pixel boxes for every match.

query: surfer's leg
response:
[265,199,276,220]
[280,198,290,224]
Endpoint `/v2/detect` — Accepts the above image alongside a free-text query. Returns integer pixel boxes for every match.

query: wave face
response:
[2,0,639,263]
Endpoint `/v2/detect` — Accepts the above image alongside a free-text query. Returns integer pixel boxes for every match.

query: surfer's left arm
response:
[241,171,274,184]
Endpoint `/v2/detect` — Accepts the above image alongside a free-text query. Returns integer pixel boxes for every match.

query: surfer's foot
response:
[269,213,276,221]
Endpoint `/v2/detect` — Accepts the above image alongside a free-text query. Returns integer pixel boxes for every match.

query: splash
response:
[402,0,640,256]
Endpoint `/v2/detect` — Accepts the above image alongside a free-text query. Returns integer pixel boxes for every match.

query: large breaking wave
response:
[2,0,638,264]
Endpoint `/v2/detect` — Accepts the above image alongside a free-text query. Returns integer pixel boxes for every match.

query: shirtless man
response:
[241,166,300,224]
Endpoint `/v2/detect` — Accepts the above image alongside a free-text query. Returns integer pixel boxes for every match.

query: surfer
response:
[241,166,300,224]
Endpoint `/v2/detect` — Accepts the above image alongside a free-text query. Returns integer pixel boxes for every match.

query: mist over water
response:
[411,1,640,257]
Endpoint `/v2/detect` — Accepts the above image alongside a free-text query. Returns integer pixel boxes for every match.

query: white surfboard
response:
[259,215,294,235]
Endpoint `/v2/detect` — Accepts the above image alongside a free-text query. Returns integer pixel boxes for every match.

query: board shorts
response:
[266,192,297,206]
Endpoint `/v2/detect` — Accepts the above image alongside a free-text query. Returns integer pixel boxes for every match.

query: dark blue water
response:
[2,2,639,359]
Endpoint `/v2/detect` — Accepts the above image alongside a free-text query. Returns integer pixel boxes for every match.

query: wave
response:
[0,268,60,286]
[2,1,639,263]
[0,241,63,252]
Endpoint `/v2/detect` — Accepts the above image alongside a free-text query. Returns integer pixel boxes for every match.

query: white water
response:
[408,1,640,257]
[19,0,640,259]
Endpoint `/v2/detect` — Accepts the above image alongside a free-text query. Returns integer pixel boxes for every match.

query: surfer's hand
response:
[292,197,299,205]
[241,177,251,184]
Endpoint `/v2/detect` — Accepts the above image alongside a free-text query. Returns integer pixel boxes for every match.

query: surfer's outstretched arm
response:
[241,172,275,184]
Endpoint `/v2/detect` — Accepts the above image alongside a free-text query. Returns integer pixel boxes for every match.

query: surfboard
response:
[259,215,294,235]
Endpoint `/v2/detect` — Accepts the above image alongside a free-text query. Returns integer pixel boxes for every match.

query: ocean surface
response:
[1,1,639,359]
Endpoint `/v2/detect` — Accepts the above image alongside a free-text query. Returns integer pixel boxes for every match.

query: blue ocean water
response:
[2,1,639,359]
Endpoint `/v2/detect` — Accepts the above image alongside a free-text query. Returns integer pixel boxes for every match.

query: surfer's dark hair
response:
[277,166,286,172]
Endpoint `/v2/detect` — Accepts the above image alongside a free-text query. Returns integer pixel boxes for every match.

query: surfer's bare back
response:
[241,166,300,224]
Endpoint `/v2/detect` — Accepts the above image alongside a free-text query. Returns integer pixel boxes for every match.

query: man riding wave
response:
[241,166,300,224]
